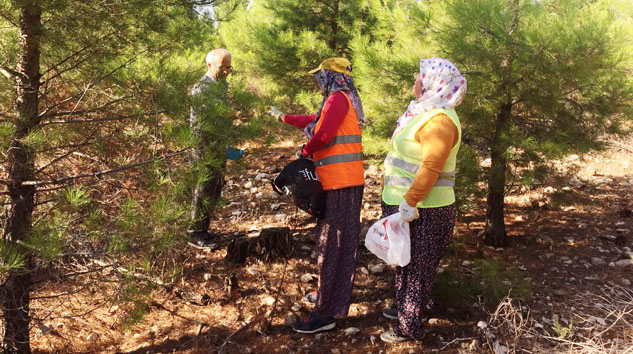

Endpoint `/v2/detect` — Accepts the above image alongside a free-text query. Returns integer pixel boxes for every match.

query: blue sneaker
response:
[292,313,335,334]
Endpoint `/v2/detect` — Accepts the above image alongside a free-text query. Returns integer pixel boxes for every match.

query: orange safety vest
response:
[312,92,364,190]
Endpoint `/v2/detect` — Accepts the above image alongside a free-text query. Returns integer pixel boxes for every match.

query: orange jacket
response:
[312,92,364,190]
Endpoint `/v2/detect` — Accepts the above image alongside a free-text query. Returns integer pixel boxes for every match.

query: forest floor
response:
[31,133,633,354]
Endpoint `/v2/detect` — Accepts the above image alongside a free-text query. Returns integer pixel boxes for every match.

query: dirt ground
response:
[30,135,633,354]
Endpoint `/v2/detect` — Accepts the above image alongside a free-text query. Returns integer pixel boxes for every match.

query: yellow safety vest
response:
[382,108,461,208]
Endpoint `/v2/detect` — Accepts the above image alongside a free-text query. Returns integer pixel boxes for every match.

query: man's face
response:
[209,55,232,80]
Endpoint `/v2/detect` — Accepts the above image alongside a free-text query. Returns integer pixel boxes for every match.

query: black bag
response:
[272,157,326,219]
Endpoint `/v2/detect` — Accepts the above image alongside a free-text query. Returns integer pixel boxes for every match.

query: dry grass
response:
[477,286,633,354]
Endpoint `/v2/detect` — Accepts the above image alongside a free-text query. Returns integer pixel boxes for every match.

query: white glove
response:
[267,106,284,122]
[399,200,419,222]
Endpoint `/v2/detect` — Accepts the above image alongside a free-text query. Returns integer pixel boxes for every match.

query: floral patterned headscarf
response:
[305,69,365,138]
[391,58,467,140]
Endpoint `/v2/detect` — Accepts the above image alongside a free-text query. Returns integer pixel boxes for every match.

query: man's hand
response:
[399,200,419,222]
[267,106,285,122]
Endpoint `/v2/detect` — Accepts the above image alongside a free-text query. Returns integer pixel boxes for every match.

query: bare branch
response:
[21,149,188,187]
[39,48,149,110]
[40,51,93,85]
[34,128,98,174]
[0,111,15,121]
[0,66,28,81]
[41,45,91,77]
[39,95,132,119]
[37,95,77,118]
[41,110,164,125]
[37,142,92,154]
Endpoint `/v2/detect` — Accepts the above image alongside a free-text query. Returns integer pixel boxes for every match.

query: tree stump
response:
[226,227,293,264]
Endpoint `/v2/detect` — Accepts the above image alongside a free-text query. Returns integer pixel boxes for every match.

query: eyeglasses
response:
[220,65,233,72]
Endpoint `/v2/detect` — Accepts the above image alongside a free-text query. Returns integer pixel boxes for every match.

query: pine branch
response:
[38,96,132,119]
[19,149,188,187]
[314,0,336,12]
[40,110,164,125]
[40,51,93,85]
[41,45,91,77]
[39,48,149,109]
[37,95,77,118]
[34,128,98,174]
[40,31,126,84]
[37,142,92,154]
[0,9,17,27]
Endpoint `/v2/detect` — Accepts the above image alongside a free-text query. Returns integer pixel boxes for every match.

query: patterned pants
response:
[314,186,364,317]
[382,202,456,340]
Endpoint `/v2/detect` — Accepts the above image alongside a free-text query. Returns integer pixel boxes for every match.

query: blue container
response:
[226,146,244,160]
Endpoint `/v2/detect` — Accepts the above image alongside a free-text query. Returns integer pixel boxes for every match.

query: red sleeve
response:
[283,114,316,129]
[302,91,349,157]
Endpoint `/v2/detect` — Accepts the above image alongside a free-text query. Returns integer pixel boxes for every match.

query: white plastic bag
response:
[364,212,411,266]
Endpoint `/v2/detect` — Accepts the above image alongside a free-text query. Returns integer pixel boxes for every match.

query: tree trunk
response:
[485,103,511,247]
[485,0,519,248]
[328,0,340,51]
[2,2,41,353]
[226,227,293,264]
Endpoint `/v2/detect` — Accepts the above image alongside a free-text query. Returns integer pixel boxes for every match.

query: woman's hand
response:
[267,106,285,122]
[399,200,419,222]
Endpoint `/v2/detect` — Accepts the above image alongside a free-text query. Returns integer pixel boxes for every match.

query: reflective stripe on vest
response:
[312,92,365,190]
[314,152,364,167]
[324,134,362,148]
[384,172,455,188]
[384,155,419,174]
[384,155,455,186]
[382,108,461,208]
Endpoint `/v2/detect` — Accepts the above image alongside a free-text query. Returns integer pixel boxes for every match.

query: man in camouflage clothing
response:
[188,48,233,248]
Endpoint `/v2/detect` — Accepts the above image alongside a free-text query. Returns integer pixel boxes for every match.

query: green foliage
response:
[2,0,632,345]
[221,0,378,112]
[351,0,438,140]
[441,0,633,167]
[119,275,153,329]
[553,319,574,340]
[455,144,484,213]
[434,257,532,307]
[28,213,68,261]
[0,122,13,149]
[475,258,532,302]
[109,198,144,254]
[0,242,27,273]
[361,134,390,159]
[63,187,91,210]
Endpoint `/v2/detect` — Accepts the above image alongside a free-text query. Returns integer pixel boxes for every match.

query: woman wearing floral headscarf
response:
[379,58,467,343]
[269,58,365,334]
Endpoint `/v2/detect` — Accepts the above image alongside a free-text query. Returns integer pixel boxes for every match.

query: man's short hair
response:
[206,48,231,65]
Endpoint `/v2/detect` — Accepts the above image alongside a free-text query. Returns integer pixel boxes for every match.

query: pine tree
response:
[350,1,484,211]
[220,0,377,112]
[0,1,259,351]
[438,0,633,246]
[351,0,438,154]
